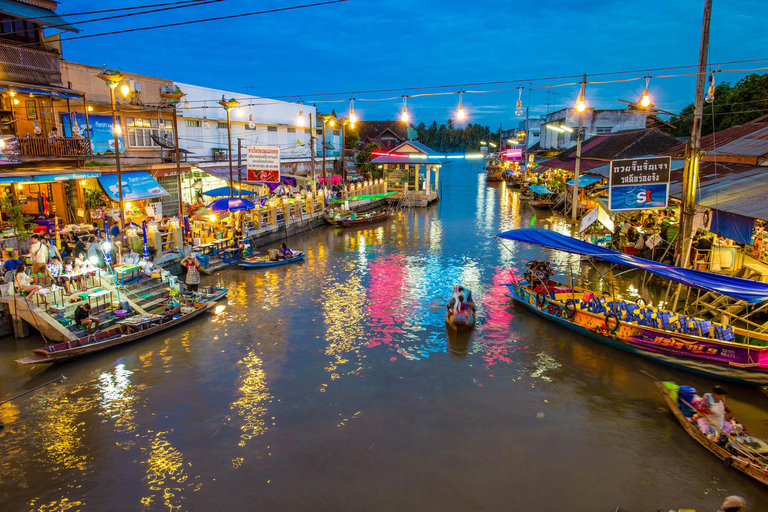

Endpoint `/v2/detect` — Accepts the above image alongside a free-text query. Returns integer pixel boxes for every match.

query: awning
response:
[8,85,83,99]
[0,0,79,32]
[496,228,768,303]
[203,186,257,197]
[527,185,555,195]
[566,175,604,188]
[98,171,169,201]
[0,171,100,184]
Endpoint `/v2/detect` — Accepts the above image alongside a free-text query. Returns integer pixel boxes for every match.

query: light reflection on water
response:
[1,162,768,511]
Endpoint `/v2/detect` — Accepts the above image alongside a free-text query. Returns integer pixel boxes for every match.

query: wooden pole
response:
[309,112,316,194]
[109,85,126,232]
[571,74,586,222]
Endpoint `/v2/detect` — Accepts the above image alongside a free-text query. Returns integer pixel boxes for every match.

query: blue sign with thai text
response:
[60,113,124,154]
[97,171,169,201]
[608,156,671,211]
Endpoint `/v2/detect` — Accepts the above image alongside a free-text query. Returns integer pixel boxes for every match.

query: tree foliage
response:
[356,142,381,178]
[669,73,768,137]
[414,121,494,152]
[0,193,33,240]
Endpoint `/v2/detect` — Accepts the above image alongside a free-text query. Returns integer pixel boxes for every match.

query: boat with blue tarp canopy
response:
[494,228,768,385]
[566,175,604,188]
[527,185,556,196]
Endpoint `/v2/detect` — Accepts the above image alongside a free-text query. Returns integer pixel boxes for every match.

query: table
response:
[196,243,215,257]
[113,264,141,286]
[221,248,240,264]
[211,238,231,254]
[744,262,768,282]
[88,289,112,311]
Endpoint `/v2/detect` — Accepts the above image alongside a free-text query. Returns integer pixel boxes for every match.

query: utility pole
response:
[322,117,327,195]
[571,74,586,222]
[677,0,713,270]
[171,104,183,221]
[309,112,316,194]
[523,106,529,181]
[237,138,242,197]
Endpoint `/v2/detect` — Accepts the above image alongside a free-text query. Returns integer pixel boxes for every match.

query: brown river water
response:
[1,162,767,511]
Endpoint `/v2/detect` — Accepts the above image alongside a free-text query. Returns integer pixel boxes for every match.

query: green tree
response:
[356,142,381,178]
[0,193,33,240]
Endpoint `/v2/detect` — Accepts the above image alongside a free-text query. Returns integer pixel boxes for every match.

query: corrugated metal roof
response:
[707,125,768,157]
[660,122,768,158]
[0,0,78,32]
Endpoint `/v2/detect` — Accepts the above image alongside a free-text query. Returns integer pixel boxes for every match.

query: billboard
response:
[608,156,671,211]
[60,113,125,154]
[246,145,280,183]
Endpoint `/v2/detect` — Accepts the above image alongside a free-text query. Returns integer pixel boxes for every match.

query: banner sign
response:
[608,156,671,211]
[60,113,124,154]
[98,171,169,201]
[246,145,280,183]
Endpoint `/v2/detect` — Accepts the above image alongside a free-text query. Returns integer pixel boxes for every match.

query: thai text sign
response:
[609,156,671,211]
[246,145,280,183]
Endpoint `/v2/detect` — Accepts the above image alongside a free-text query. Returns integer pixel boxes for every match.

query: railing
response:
[19,137,91,158]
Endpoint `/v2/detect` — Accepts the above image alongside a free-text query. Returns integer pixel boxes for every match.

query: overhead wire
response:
[33,0,215,20]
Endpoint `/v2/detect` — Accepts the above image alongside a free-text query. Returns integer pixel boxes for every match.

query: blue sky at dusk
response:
[59,0,768,128]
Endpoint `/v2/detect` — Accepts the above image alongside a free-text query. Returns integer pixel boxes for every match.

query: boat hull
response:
[446,311,475,332]
[238,252,305,268]
[529,200,554,207]
[505,284,768,385]
[16,303,214,365]
[326,211,391,227]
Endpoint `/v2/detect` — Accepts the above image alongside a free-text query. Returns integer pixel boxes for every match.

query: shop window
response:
[126,117,172,148]
[217,122,227,129]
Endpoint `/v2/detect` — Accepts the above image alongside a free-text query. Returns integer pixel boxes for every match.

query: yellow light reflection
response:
[141,431,199,510]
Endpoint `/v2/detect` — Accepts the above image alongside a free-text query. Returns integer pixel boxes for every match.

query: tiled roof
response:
[351,121,407,142]
[577,129,679,160]
[659,122,768,157]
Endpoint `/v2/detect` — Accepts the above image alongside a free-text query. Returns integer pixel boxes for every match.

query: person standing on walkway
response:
[27,234,48,285]
[180,253,201,292]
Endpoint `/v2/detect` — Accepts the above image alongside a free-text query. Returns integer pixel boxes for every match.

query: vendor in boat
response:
[279,243,294,259]
[694,385,734,440]
[74,303,99,334]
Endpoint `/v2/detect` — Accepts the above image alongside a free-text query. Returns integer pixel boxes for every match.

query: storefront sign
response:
[608,156,671,211]
[246,145,281,183]
[60,113,125,154]
[98,171,169,201]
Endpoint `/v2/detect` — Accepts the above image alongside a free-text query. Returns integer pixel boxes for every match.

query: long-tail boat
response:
[325,210,391,228]
[653,378,768,487]
[525,185,557,207]
[496,228,768,385]
[16,302,214,365]
[238,251,305,268]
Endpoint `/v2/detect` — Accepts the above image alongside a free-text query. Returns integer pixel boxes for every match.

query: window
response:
[185,119,203,145]
[267,126,278,144]
[267,126,277,132]
[287,127,296,133]
[126,117,172,148]
[333,130,340,136]
[217,122,227,130]
[595,126,612,134]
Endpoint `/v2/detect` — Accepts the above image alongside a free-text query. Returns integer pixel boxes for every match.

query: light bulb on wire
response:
[515,87,523,116]
[639,76,651,107]
[349,98,357,124]
[401,95,409,123]
[249,113,255,129]
[456,90,465,120]
[297,110,305,127]
[120,83,130,98]
[575,94,586,113]
[705,72,716,103]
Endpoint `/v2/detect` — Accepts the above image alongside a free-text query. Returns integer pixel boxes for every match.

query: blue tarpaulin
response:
[203,186,257,197]
[496,228,768,303]
[528,185,555,195]
[566,175,603,188]
[710,209,754,245]
[98,171,168,201]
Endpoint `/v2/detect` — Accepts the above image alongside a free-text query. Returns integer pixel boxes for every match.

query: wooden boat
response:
[526,185,556,208]
[238,251,305,268]
[16,302,214,365]
[496,228,768,385]
[325,210,391,227]
[197,287,228,302]
[485,166,503,182]
[655,380,768,486]
[446,309,476,332]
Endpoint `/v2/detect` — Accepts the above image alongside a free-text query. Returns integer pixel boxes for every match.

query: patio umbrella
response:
[202,186,257,197]
[141,220,150,258]
[207,196,256,213]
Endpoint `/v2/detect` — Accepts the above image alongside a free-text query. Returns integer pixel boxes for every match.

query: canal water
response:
[1,161,768,511]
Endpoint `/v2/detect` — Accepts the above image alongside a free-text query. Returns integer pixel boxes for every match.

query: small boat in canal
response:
[196,286,228,302]
[445,285,476,332]
[16,302,214,365]
[654,378,768,487]
[504,170,527,188]
[496,228,768,385]
[325,209,391,227]
[524,185,557,208]
[238,251,305,268]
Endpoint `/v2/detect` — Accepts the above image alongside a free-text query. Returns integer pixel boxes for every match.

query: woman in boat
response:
[694,385,734,440]
[279,243,294,259]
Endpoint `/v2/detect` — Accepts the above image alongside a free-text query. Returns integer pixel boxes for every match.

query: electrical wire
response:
[35,0,214,20]
[45,0,348,43]
[0,0,226,37]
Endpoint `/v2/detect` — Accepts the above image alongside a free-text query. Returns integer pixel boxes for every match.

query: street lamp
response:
[218,97,241,197]
[97,67,127,232]
[571,74,587,222]
[160,85,186,235]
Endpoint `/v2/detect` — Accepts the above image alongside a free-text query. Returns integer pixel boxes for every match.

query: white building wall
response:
[539,109,648,151]
[174,82,316,161]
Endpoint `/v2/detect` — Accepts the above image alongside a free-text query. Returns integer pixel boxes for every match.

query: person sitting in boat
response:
[279,243,294,259]
[694,385,734,441]
[74,303,99,335]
